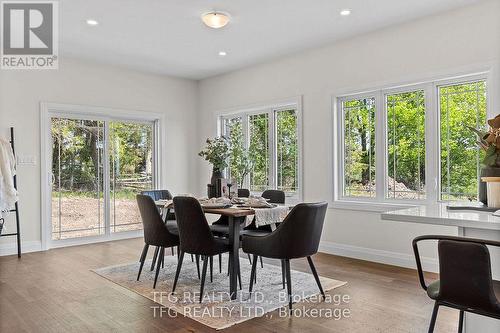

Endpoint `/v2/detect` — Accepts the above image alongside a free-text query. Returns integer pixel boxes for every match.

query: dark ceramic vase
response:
[211,168,222,185]
[479,167,500,204]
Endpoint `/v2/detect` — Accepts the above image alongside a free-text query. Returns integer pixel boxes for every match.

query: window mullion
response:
[425,83,438,202]
[268,109,276,190]
[103,121,111,236]
[243,114,250,190]
[375,90,386,201]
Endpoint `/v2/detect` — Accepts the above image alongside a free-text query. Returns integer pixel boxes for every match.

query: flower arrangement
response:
[470,114,500,167]
[198,136,231,172]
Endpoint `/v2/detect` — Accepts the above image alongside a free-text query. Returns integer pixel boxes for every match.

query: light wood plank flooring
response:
[0,238,457,332]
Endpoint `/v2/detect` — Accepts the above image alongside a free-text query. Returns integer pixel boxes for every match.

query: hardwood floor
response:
[0,238,457,332]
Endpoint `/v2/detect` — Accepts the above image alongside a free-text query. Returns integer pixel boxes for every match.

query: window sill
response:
[330,200,417,213]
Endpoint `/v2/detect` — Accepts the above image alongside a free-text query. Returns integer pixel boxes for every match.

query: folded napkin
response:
[246,197,273,208]
[254,206,290,227]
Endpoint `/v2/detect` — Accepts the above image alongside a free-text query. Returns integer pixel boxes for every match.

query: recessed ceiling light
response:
[340,9,351,16]
[218,51,227,56]
[201,11,230,29]
[86,19,99,26]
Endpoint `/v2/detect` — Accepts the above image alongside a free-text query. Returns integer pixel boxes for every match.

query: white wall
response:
[0,58,198,254]
[197,0,500,270]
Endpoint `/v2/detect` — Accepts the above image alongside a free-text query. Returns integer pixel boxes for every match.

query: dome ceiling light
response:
[201,11,230,29]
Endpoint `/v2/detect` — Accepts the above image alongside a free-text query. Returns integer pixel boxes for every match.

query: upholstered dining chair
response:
[237,188,250,197]
[242,201,328,310]
[136,194,180,288]
[412,235,500,333]
[241,189,287,270]
[140,189,178,269]
[172,196,241,303]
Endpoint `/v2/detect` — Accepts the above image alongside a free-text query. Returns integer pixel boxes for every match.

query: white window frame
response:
[40,102,165,250]
[217,97,303,203]
[333,72,490,210]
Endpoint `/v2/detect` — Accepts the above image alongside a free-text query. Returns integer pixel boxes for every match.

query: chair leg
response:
[209,256,213,283]
[171,247,174,256]
[249,254,258,292]
[191,254,194,262]
[307,256,325,299]
[172,251,184,293]
[153,247,165,289]
[260,256,263,268]
[177,246,180,260]
[247,253,252,264]
[150,246,159,271]
[195,255,200,279]
[458,310,464,333]
[428,302,439,333]
[219,254,222,273]
[137,244,149,281]
[285,259,292,310]
[238,264,242,290]
[199,256,209,303]
[281,260,286,289]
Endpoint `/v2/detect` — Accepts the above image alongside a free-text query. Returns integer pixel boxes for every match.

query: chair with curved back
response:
[237,188,250,198]
[172,196,241,302]
[242,201,328,309]
[241,189,286,270]
[140,189,177,269]
[136,194,180,288]
[413,235,500,332]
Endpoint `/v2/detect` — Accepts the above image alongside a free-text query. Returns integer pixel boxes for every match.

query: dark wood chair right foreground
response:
[412,235,500,333]
[242,201,328,309]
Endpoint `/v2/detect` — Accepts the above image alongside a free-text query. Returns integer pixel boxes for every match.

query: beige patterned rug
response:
[93,254,346,330]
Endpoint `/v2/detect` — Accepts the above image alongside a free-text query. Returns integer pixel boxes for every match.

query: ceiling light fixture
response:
[218,51,227,56]
[340,9,351,16]
[86,19,99,26]
[201,11,230,29]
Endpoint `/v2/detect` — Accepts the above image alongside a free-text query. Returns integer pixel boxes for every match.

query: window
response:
[51,116,157,240]
[220,102,301,199]
[249,113,270,191]
[276,109,299,193]
[439,81,487,200]
[337,74,488,203]
[342,97,376,197]
[386,90,426,199]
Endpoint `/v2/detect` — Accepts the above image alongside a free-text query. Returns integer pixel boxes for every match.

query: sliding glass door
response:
[51,116,156,241]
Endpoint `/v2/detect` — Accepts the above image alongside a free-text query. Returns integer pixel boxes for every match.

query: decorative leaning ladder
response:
[0,127,22,257]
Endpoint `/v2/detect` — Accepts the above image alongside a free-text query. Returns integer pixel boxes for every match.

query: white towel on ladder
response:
[0,138,18,216]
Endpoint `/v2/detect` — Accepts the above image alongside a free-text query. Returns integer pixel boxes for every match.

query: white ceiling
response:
[60,0,483,80]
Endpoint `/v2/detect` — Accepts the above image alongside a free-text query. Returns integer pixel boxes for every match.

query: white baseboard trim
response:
[0,240,42,256]
[319,240,438,273]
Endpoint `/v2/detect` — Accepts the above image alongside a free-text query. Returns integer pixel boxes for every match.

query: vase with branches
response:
[198,136,231,184]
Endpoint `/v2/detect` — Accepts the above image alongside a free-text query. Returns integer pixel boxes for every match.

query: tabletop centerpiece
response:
[198,136,231,198]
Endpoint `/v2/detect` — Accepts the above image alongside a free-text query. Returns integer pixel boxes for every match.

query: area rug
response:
[93,254,346,330]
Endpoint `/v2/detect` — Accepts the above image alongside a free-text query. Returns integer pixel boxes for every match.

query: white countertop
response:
[381,203,500,230]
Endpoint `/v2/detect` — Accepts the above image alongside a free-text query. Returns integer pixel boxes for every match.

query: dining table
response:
[156,201,256,300]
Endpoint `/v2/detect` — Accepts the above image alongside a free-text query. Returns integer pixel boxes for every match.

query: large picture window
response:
[337,74,488,203]
[221,102,301,199]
